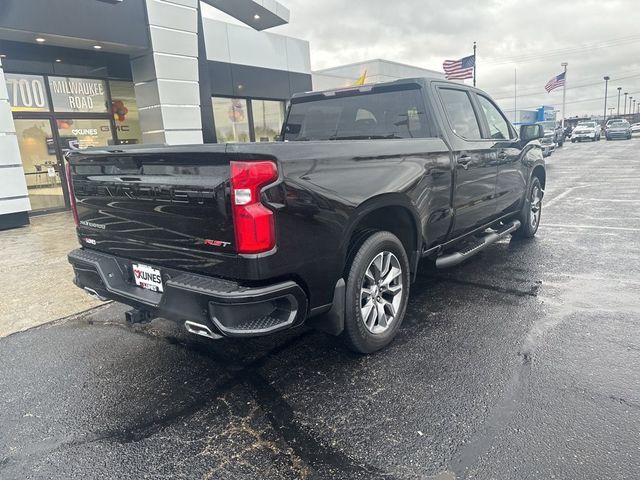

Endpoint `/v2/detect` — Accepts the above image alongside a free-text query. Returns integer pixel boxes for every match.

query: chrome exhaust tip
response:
[184,321,222,340]
[84,287,108,302]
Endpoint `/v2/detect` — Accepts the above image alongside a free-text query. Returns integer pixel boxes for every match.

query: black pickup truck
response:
[67,78,546,353]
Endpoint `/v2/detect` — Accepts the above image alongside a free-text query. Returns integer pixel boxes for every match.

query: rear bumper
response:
[68,248,308,338]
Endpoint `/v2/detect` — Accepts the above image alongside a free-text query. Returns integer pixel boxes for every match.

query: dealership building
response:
[0,0,311,228]
[313,59,444,91]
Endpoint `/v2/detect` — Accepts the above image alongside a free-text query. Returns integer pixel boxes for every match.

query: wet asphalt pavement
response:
[1,138,640,479]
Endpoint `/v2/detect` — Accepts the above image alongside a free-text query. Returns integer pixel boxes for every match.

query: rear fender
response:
[340,194,422,278]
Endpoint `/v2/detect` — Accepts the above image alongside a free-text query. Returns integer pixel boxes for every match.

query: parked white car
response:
[571,121,601,142]
[631,123,640,134]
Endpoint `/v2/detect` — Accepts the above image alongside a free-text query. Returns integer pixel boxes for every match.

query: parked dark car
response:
[537,121,564,147]
[564,126,573,138]
[66,78,546,354]
[605,120,632,140]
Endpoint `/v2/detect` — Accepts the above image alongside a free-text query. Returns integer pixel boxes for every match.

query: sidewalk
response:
[0,212,103,337]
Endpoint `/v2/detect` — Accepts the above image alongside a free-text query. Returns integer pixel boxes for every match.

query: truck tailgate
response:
[68,149,237,276]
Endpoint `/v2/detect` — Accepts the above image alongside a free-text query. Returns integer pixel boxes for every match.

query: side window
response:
[355,108,376,121]
[477,95,514,140]
[438,88,482,140]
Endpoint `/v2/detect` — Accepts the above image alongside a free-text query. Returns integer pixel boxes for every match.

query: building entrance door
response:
[14,118,65,212]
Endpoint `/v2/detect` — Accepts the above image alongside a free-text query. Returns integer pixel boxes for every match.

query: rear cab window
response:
[283,86,430,141]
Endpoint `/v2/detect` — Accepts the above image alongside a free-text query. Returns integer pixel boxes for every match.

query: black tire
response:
[342,231,410,354]
[512,177,542,239]
[571,138,576,143]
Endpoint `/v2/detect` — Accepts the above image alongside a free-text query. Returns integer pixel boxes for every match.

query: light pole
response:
[603,76,610,120]
[608,107,615,117]
[561,62,568,128]
[624,92,628,115]
[617,87,622,116]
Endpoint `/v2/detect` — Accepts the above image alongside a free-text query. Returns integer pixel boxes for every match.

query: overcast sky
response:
[207,0,640,118]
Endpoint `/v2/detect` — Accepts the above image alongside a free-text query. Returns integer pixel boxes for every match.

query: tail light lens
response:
[230,160,278,254]
[65,160,79,226]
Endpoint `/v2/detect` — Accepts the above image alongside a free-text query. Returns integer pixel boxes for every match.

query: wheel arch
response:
[341,194,422,279]
[531,164,546,192]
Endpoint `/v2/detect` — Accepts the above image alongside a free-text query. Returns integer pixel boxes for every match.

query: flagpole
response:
[514,68,517,123]
[473,41,477,87]
[561,62,568,129]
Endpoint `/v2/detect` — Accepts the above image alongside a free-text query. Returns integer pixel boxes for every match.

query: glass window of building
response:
[14,119,65,211]
[109,80,142,144]
[56,118,114,153]
[212,97,250,143]
[48,76,108,113]
[252,100,285,142]
[5,73,50,112]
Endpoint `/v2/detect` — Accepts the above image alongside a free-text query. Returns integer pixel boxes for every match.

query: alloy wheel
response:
[530,185,542,229]
[359,251,403,334]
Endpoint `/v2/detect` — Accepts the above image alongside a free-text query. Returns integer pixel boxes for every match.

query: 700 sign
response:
[7,76,48,110]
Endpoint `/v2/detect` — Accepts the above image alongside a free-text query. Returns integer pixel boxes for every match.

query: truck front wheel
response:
[512,177,542,239]
[342,231,410,354]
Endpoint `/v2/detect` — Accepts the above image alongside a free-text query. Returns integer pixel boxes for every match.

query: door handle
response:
[457,155,471,169]
[497,151,507,160]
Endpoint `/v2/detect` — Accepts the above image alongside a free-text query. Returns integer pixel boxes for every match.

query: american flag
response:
[545,72,566,93]
[442,55,475,80]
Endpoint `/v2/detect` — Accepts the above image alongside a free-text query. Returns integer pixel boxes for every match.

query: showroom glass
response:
[212,97,250,143]
[48,76,108,113]
[109,80,142,144]
[56,118,114,152]
[14,119,65,211]
[283,88,428,141]
[5,73,50,112]
[438,88,482,140]
[252,100,285,142]
[477,95,514,140]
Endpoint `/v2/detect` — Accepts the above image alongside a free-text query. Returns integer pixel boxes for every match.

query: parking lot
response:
[1,138,639,479]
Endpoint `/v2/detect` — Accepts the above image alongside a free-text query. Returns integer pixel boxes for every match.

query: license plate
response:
[132,264,163,292]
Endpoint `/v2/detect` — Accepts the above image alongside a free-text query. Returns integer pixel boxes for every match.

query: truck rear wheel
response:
[342,231,410,354]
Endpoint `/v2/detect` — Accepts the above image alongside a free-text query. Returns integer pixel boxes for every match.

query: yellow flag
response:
[354,70,367,86]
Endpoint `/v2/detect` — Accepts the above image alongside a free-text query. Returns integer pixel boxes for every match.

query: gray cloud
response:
[273,0,640,117]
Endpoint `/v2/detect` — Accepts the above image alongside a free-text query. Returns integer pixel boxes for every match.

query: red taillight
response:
[230,160,278,254]
[65,160,79,226]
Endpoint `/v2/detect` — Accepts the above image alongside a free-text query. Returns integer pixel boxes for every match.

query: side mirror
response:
[520,124,544,142]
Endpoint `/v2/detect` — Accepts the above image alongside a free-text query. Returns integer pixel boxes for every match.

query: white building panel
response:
[203,18,310,73]
[0,134,20,166]
[285,37,311,74]
[0,196,31,215]
[0,167,30,198]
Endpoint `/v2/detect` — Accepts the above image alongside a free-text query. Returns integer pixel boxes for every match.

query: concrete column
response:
[0,58,31,228]
[132,0,203,145]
